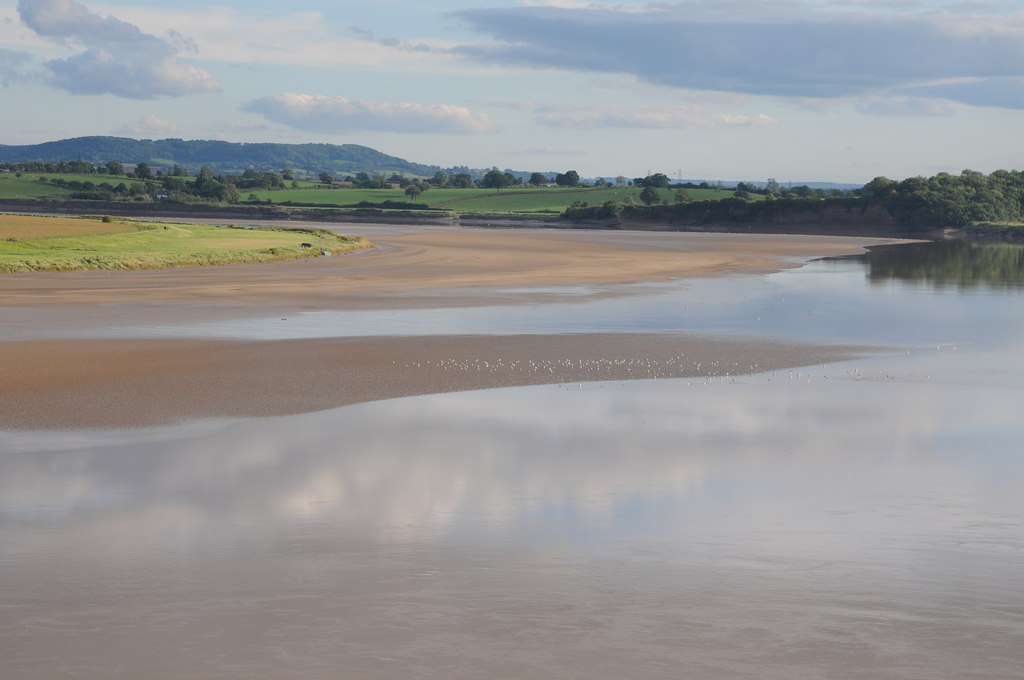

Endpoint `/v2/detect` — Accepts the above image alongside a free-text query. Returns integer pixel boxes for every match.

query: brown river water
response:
[2,242,1023,679]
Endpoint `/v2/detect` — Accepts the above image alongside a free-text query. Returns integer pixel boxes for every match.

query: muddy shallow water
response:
[2,242,1023,679]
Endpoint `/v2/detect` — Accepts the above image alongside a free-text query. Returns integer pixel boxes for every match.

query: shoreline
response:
[1,227,910,430]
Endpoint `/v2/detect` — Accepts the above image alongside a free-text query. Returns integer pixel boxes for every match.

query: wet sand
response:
[0,334,877,429]
[0,228,885,308]
[0,226,904,429]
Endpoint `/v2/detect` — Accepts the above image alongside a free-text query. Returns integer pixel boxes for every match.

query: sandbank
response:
[0,227,890,308]
[0,334,880,430]
[0,226,908,429]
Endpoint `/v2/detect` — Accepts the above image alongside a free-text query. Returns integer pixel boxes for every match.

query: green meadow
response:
[430,186,748,212]
[0,172,154,198]
[1,170,756,215]
[258,187,412,205]
[0,214,369,273]
[0,174,74,198]
[251,186,748,213]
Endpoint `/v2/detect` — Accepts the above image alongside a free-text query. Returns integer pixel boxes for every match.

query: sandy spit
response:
[0,334,879,430]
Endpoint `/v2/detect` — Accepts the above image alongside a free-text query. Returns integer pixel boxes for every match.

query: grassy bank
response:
[0,214,370,273]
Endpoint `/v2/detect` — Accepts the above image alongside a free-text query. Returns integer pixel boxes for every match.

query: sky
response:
[1,0,1023,183]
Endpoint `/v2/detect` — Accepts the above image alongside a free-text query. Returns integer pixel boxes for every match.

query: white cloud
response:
[16,0,220,99]
[452,3,1024,109]
[115,115,181,137]
[91,5,464,73]
[534,104,778,129]
[241,93,501,135]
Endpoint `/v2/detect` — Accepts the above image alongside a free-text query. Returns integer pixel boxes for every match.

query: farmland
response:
[0,172,154,198]
[250,185,748,213]
[1,169,757,216]
[0,174,76,198]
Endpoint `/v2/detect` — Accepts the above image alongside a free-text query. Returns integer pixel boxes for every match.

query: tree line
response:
[564,169,1024,229]
[6,159,1023,228]
[10,161,298,204]
[857,170,1024,227]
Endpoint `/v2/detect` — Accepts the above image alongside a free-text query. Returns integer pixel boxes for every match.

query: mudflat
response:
[0,225,906,429]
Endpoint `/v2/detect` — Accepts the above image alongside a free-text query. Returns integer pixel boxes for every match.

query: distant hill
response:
[0,136,440,177]
[0,136,867,189]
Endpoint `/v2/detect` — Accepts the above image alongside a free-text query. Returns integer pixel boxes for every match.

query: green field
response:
[251,186,748,213]
[0,172,154,198]
[431,187,746,212]
[257,187,410,205]
[0,174,74,198]
[0,170,757,214]
[0,214,369,273]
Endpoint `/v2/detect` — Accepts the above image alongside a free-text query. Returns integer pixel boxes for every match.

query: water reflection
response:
[3,351,1020,549]
[837,240,1024,290]
[4,235,1024,678]
[2,348,1023,678]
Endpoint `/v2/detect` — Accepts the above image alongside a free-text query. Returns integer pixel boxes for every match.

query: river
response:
[2,239,1022,679]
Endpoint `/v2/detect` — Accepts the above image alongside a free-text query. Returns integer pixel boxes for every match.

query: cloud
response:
[97,6,464,74]
[452,3,1024,109]
[242,93,500,135]
[345,24,442,53]
[16,0,220,99]
[0,48,34,86]
[897,77,1024,110]
[115,115,181,137]
[534,104,777,129]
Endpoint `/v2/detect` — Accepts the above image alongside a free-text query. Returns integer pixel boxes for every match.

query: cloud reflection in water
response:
[2,347,1023,679]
